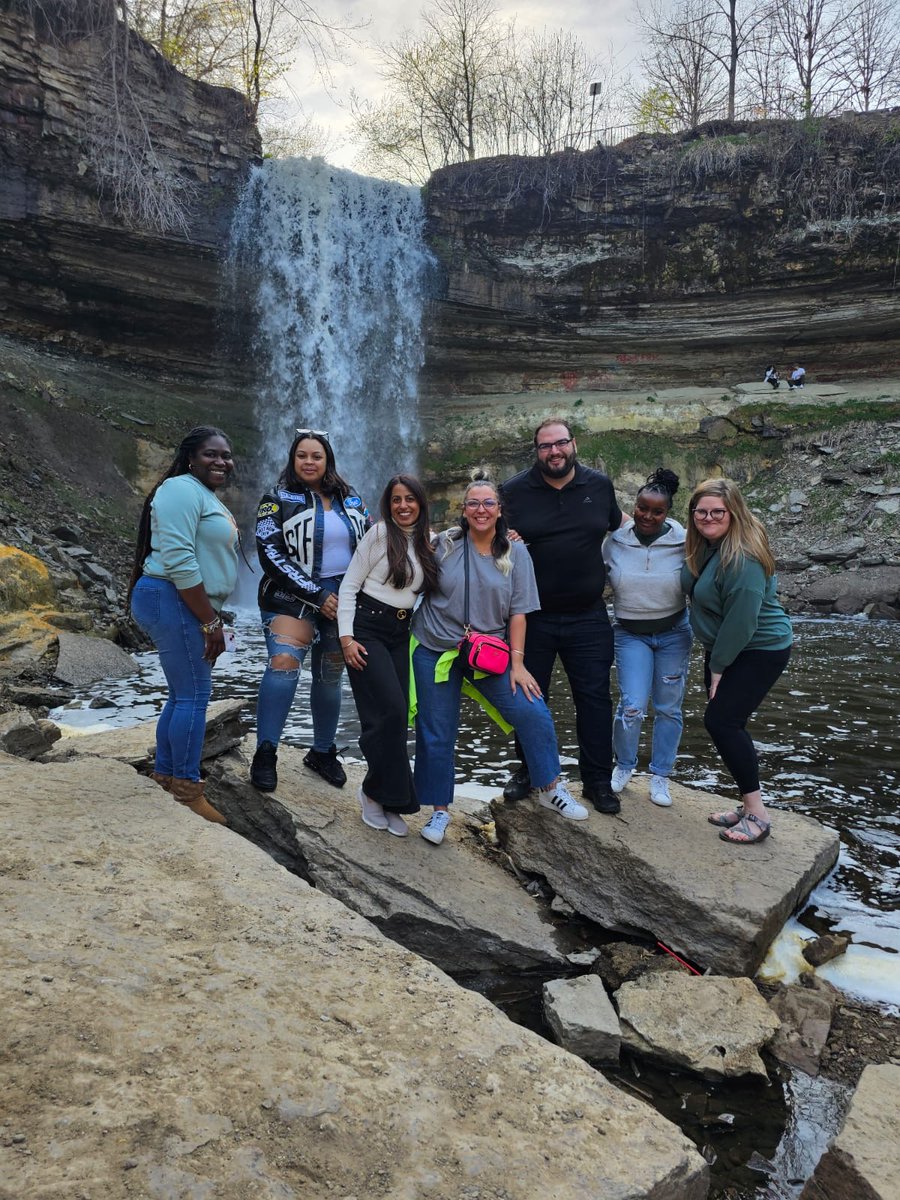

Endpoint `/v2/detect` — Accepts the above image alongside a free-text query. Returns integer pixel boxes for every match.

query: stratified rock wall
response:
[0,10,260,374]
[423,114,900,400]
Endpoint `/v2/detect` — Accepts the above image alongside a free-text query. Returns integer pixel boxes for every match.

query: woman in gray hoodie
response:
[602,469,691,808]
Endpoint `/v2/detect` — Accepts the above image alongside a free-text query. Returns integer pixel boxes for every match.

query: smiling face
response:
[535,422,577,480]
[462,484,501,537]
[633,489,670,537]
[293,438,328,490]
[390,482,420,529]
[692,494,732,542]
[189,435,233,491]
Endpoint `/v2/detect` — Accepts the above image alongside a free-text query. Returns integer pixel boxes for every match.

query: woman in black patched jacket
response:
[250,430,370,793]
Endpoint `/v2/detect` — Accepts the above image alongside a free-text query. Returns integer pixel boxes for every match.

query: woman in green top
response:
[682,478,793,845]
[128,426,239,825]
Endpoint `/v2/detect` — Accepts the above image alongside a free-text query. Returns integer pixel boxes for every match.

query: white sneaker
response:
[358,787,388,831]
[611,766,633,794]
[537,781,589,821]
[385,811,409,838]
[421,809,451,845]
[650,775,672,807]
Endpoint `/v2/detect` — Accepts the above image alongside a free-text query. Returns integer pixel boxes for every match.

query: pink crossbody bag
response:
[458,533,512,676]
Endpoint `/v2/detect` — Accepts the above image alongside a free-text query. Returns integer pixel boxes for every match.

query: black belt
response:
[357,591,410,621]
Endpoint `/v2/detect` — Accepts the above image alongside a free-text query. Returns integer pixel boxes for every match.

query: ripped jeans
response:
[255,581,345,752]
[612,613,693,778]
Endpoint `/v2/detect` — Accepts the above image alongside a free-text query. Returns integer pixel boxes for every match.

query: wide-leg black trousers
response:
[347,594,418,814]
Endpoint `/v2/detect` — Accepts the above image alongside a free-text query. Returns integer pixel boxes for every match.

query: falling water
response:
[229,158,432,506]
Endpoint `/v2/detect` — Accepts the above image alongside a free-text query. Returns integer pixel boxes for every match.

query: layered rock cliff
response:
[0,8,260,375]
[422,114,900,402]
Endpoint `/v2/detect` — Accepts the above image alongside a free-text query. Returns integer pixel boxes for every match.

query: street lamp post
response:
[589,81,603,148]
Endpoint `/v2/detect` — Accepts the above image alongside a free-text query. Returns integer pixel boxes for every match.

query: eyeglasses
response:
[693,508,728,521]
[536,437,573,453]
[463,499,499,511]
[296,428,330,442]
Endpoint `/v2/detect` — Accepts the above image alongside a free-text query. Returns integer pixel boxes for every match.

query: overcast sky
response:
[281,0,641,169]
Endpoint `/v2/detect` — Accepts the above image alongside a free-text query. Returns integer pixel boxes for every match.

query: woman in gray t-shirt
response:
[412,477,590,846]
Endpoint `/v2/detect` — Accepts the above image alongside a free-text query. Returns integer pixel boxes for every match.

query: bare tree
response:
[639,0,725,126]
[738,16,799,116]
[772,0,847,115]
[512,27,602,154]
[830,0,900,110]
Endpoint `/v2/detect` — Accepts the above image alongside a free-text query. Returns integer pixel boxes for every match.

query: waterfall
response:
[229,158,432,510]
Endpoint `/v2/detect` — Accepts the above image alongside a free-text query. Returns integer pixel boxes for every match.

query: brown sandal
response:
[719,813,771,844]
[708,806,744,828]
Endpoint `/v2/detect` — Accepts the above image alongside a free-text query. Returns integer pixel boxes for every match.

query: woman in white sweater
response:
[337,475,439,836]
[602,468,692,808]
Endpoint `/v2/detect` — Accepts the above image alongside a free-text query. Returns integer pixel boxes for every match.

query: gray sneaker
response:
[385,811,409,838]
[537,781,589,821]
[421,810,451,845]
[358,787,388,831]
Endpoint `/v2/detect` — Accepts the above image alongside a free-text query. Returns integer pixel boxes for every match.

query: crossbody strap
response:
[462,531,471,634]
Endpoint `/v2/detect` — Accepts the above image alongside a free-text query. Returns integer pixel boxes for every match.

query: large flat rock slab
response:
[493,777,839,976]
[43,698,247,767]
[0,754,709,1200]
[53,630,137,686]
[207,744,570,976]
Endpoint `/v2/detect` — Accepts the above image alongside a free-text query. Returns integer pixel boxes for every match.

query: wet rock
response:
[492,780,840,976]
[800,1064,900,1200]
[808,536,866,563]
[53,631,137,686]
[543,975,621,1063]
[44,699,246,768]
[0,708,61,759]
[805,565,900,617]
[802,932,852,968]
[616,974,780,1080]
[593,941,683,991]
[0,754,710,1200]
[207,744,570,977]
[768,977,837,1076]
[4,683,74,708]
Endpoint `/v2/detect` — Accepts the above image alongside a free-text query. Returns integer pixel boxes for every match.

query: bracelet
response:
[511,649,525,656]
[200,616,223,635]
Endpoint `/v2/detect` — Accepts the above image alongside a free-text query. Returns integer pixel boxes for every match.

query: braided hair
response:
[636,467,679,510]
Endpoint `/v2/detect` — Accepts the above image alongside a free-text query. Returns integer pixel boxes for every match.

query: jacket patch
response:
[278,490,306,503]
[345,496,362,508]
[255,517,279,539]
[257,501,280,517]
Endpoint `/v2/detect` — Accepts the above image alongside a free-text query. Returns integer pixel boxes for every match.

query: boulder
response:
[492,779,840,976]
[808,536,866,564]
[0,753,710,1200]
[802,932,851,968]
[0,708,61,759]
[593,941,685,991]
[767,977,837,1076]
[616,974,780,1080]
[206,745,571,977]
[53,630,137,686]
[543,975,621,1063]
[804,566,900,617]
[800,1064,900,1200]
[43,698,247,768]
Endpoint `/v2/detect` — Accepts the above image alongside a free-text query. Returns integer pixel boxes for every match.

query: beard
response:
[540,448,577,479]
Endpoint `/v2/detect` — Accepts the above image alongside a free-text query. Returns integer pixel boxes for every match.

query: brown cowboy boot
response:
[170,778,227,825]
[150,772,173,792]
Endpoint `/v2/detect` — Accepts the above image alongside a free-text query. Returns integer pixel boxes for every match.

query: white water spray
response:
[229,158,432,508]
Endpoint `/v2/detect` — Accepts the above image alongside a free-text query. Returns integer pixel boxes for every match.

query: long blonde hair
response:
[685,477,776,577]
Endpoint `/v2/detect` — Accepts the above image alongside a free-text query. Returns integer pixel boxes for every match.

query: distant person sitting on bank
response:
[788,364,806,389]
[682,478,793,846]
[764,366,780,390]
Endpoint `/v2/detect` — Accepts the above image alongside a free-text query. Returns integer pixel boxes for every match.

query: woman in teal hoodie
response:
[682,478,792,844]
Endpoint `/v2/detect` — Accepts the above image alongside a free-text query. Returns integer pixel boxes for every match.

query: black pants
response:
[515,603,615,787]
[703,645,791,795]
[346,594,418,814]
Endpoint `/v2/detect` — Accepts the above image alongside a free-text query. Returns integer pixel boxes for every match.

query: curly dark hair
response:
[636,467,680,511]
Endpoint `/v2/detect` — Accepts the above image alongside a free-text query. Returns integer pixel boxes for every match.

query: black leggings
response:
[703,646,791,795]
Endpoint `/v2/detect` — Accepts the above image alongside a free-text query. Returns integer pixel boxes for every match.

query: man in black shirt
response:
[500,419,624,813]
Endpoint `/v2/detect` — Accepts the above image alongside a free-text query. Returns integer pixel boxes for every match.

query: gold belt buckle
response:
[397,609,407,620]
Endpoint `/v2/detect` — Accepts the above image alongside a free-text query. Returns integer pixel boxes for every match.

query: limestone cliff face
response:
[422,114,900,400]
[0,10,260,375]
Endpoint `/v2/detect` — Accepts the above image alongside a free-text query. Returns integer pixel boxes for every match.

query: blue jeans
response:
[256,578,344,752]
[130,576,212,782]
[413,644,561,809]
[613,613,692,777]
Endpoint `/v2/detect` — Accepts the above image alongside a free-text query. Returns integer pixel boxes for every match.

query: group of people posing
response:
[764,363,806,390]
[128,418,792,848]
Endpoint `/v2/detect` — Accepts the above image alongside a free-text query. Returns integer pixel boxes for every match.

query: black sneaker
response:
[303,744,347,789]
[582,783,621,815]
[250,740,278,792]
[503,764,532,802]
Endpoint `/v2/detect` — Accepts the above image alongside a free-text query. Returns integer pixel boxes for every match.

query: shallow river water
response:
[54,614,900,1198]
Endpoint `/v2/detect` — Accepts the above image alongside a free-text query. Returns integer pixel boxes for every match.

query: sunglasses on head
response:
[296,428,330,442]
